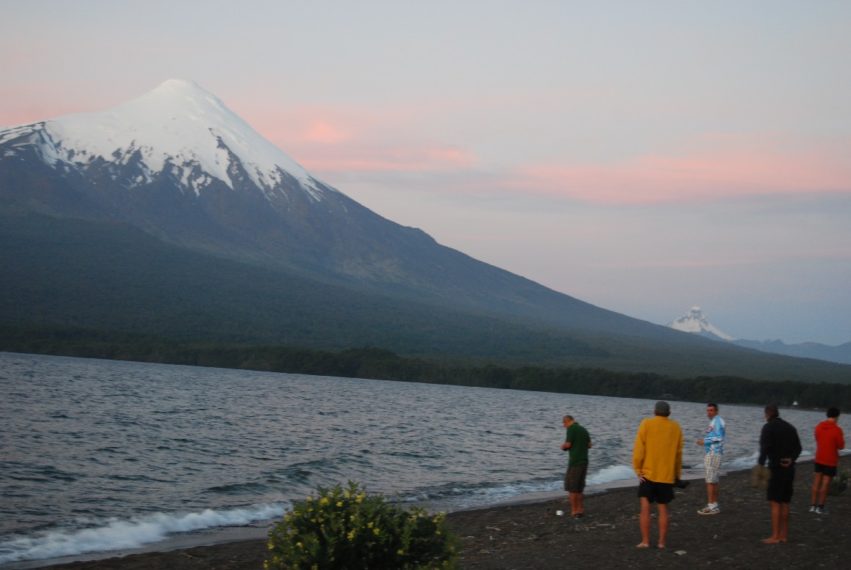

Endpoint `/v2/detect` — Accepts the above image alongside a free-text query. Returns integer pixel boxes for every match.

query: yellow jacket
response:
[633,415,683,484]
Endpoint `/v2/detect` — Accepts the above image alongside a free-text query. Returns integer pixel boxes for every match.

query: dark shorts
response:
[565,464,588,493]
[638,480,674,504]
[814,463,837,477]
[767,466,795,503]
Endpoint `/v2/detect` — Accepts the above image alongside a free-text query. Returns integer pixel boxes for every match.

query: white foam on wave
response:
[587,464,635,486]
[725,449,814,472]
[0,503,286,564]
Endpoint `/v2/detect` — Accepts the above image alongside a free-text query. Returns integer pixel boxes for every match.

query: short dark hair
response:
[765,403,779,419]
[563,415,574,422]
[707,403,718,410]
[827,407,840,418]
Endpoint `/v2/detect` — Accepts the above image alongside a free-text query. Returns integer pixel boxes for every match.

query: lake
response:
[0,351,831,565]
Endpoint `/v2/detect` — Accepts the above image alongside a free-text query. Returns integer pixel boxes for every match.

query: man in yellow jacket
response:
[633,400,683,549]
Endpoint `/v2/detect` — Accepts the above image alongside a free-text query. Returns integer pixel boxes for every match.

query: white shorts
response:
[704,452,722,484]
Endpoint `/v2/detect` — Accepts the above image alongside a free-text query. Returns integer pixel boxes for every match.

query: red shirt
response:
[814,420,845,467]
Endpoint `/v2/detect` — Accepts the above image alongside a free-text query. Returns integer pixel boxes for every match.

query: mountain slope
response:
[2,80,850,383]
[668,307,851,366]
[4,211,851,383]
[0,80,691,339]
[669,307,734,342]
[733,339,851,366]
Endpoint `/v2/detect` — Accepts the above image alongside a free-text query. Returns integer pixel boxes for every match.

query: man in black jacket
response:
[758,403,802,544]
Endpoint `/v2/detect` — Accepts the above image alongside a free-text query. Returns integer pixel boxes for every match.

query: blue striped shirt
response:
[703,416,725,454]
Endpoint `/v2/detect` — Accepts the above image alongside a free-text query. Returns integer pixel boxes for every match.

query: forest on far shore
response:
[3,325,850,410]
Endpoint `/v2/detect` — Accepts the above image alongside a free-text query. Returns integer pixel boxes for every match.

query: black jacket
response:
[759,417,802,468]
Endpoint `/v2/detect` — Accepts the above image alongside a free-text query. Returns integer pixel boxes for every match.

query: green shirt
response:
[565,423,591,466]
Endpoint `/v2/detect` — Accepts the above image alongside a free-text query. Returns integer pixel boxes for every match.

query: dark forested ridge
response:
[3,326,850,410]
[4,212,851,384]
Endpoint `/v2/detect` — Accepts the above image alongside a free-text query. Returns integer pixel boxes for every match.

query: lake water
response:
[0,351,832,566]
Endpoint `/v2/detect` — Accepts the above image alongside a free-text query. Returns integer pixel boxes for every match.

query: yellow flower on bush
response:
[264,482,455,569]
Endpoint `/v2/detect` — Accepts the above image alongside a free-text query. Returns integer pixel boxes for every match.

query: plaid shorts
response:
[704,452,722,483]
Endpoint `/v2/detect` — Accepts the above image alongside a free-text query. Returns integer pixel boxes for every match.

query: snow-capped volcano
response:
[0,79,326,200]
[668,306,735,341]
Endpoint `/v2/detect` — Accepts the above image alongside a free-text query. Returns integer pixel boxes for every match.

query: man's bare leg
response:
[817,476,832,507]
[779,503,790,542]
[637,497,651,547]
[707,482,718,505]
[657,503,669,548]
[811,473,823,506]
[762,501,782,543]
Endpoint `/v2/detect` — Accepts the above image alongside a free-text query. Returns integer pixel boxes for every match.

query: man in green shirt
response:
[561,414,592,518]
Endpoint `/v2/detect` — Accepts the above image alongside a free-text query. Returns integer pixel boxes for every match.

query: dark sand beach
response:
[33,457,850,569]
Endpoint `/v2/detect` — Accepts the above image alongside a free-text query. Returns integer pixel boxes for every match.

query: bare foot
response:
[636,542,650,548]
[761,537,782,544]
[657,544,666,549]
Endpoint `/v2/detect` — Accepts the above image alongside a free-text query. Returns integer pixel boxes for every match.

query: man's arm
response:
[758,423,769,466]
[792,427,802,461]
[561,426,573,451]
[838,427,845,451]
[632,421,646,478]
[675,426,683,480]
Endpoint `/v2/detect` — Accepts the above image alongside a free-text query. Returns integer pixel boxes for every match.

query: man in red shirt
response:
[810,407,845,515]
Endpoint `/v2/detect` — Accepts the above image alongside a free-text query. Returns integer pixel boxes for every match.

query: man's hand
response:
[696,439,703,446]
[561,442,572,451]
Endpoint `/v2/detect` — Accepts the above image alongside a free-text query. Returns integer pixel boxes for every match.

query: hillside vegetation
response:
[2,212,850,384]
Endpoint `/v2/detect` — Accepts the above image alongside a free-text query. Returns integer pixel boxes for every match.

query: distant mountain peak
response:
[1,78,325,200]
[668,306,735,341]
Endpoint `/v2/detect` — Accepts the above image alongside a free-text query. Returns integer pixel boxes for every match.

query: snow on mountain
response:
[668,306,735,341]
[1,79,327,200]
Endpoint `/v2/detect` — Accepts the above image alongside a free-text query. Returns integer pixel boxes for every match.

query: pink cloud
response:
[234,102,476,175]
[303,120,350,144]
[509,145,851,205]
[298,144,476,174]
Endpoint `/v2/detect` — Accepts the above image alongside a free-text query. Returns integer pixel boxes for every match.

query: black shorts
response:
[814,463,837,477]
[565,464,588,493]
[767,466,795,503]
[638,480,674,504]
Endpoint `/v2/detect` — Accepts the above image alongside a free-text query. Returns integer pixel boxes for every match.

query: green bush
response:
[829,470,848,496]
[265,482,456,569]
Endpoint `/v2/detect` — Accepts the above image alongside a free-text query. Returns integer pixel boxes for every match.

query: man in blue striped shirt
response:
[697,403,726,515]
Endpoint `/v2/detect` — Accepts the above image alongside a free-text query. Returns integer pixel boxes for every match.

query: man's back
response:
[815,420,845,466]
[566,423,591,466]
[633,416,683,484]
[760,417,802,468]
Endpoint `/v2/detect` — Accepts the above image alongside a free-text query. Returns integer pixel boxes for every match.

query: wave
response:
[725,449,814,472]
[0,503,286,564]
[587,464,635,486]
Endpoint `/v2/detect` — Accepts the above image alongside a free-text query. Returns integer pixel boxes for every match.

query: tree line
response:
[2,325,849,410]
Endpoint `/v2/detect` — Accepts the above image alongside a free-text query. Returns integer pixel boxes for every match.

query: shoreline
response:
[10,459,833,570]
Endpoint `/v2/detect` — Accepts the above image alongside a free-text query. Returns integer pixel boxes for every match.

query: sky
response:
[2,0,850,344]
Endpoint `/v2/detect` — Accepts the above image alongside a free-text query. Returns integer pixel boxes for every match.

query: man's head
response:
[654,401,671,417]
[707,403,718,419]
[764,403,779,420]
[563,415,575,428]
[827,407,840,419]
